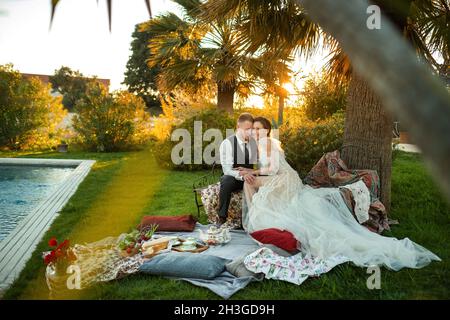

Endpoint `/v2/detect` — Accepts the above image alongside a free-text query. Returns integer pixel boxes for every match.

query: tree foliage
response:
[72,82,151,152]
[49,66,95,111]
[123,23,161,112]
[302,72,347,121]
[0,64,67,150]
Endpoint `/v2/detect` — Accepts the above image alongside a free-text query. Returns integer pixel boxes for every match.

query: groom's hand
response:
[237,167,255,174]
[238,168,250,177]
[243,174,256,184]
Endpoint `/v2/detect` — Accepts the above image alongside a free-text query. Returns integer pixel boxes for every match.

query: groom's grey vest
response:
[228,135,258,169]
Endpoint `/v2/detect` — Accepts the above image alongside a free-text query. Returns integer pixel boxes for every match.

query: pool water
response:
[0,165,74,242]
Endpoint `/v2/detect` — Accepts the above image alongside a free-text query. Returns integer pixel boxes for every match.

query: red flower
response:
[58,239,70,249]
[55,249,62,258]
[48,237,58,247]
[43,237,73,266]
[44,252,56,265]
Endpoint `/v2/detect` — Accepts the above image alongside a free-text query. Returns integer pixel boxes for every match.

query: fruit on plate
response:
[117,225,160,256]
[118,230,142,255]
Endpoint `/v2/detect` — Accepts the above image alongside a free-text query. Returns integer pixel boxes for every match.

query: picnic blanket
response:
[304,150,393,233]
[148,223,352,297]
[67,223,352,299]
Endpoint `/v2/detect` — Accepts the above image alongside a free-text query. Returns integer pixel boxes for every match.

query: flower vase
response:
[45,262,69,299]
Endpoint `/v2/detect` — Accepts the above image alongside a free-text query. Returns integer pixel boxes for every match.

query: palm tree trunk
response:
[278,95,284,125]
[341,73,393,212]
[217,83,235,113]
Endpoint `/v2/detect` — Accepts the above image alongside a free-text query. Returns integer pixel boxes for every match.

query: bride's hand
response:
[243,174,256,184]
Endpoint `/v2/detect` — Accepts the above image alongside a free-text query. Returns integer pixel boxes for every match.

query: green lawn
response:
[1,149,449,299]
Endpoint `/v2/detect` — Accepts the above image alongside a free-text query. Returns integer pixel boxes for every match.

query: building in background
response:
[21,73,110,97]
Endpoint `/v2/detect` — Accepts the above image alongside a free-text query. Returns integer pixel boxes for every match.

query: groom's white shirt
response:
[219,134,252,181]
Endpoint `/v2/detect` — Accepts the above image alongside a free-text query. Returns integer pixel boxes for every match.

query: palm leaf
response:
[49,0,59,29]
[107,0,112,31]
[144,0,152,18]
[49,0,153,31]
[172,0,203,20]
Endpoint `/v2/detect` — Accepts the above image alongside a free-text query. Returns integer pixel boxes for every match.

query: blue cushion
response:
[139,252,228,279]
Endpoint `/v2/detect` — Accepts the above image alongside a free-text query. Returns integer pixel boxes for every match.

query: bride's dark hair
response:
[253,117,271,136]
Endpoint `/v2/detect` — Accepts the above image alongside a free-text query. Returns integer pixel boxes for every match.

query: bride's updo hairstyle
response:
[253,117,271,137]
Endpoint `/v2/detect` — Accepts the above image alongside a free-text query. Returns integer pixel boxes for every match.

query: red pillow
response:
[251,228,299,252]
[138,214,197,232]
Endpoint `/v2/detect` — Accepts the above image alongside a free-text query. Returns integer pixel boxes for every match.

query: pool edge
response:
[0,158,95,296]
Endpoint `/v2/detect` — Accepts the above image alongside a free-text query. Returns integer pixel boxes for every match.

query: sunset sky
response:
[0,0,327,106]
[0,0,181,90]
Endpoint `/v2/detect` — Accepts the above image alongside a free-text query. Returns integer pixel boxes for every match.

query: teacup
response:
[179,244,196,251]
[183,239,196,247]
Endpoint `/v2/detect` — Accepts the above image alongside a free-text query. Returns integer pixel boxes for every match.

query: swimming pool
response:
[0,165,74,242]
[0,158,95,294]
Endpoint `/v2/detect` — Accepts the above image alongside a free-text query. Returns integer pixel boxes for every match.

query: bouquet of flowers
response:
[43,237,77,269]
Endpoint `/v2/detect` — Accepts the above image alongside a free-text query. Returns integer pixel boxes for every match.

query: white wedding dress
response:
[243,137,441,271]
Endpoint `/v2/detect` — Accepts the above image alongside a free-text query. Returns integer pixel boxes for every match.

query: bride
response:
[238,116,440,271]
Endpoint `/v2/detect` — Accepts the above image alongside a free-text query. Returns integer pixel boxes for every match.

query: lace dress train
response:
[244,138,441,271]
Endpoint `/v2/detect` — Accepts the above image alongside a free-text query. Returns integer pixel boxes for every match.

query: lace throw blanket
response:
[70,235,145,289]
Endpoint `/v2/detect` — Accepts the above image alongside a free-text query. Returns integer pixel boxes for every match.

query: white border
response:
[0,158,95,295]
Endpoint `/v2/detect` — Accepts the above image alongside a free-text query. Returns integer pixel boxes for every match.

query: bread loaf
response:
[142,236,171,250]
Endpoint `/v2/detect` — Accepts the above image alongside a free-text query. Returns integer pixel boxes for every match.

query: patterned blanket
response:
[304,150,393,233]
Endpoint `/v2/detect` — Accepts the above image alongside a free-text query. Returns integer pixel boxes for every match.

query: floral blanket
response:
[304,150,392,233]
[244,247,349,285]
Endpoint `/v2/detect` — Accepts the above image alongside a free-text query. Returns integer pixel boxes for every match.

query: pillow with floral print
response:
[199,182,243,228]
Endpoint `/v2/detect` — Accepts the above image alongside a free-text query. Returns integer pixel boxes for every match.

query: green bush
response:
[72,83,151,152]
[154,109,235,170]
[0,64,67,150]
[280,111,345,177]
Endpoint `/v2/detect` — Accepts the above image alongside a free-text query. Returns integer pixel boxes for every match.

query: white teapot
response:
[199,225,231,245]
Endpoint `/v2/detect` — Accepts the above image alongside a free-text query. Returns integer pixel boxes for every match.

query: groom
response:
[218,113,258,225]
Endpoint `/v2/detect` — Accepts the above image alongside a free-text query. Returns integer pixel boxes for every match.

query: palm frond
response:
[157,59,211,94]
[203,0,327,61]
[323,46,352,87]
[107,0,112,31]
[49,0,60,29]
[49,0,153,31]
[409,0,450,66]
[172,0,203,20]
[143,12,189,36]
[144,0,152,18]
